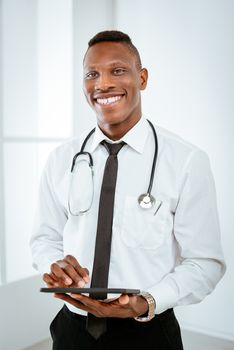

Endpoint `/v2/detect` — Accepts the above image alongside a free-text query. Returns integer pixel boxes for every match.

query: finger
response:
[64,255,90,284]
[119,294,130,305]
[43,273,54,284]
[54,293,93,313]
[70,294,114,317]
[63,254,79,266]
[76,267,90,284]
[68,261,90,283]
[62,264,86,287]
[43,273,59,287]
[50,263,73,285]
[70,293,94,304]
[51,259,88,287]
[68,294,132,318]
[46,283,56,288]
[51,272,59,281]
[70,294,101,311]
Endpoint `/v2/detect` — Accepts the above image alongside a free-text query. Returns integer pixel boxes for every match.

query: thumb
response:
[119,294,130,305]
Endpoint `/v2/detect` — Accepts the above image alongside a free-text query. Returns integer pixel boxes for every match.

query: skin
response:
[43,41,149,318]
[83,41,148,140]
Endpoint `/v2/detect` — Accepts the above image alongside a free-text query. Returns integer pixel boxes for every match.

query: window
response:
[0,0,73,284]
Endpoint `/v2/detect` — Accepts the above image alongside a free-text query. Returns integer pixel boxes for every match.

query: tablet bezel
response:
[40,287,140,295]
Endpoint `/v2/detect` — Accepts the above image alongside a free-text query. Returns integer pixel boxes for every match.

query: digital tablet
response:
[40,287,140,296]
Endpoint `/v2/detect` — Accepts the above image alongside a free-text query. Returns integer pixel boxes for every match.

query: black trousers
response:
[50,305,184,350]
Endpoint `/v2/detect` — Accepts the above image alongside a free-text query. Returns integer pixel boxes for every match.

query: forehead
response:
[83,42,137,70]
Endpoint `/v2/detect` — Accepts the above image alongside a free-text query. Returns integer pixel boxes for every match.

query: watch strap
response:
[134,291,156,322]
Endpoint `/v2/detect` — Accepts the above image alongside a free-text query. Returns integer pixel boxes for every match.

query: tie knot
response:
[101,141,125,155]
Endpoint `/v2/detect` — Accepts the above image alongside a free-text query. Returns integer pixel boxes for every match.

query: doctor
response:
[30,30,225,350]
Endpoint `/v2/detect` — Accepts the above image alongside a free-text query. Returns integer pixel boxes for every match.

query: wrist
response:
[134,291,156,322]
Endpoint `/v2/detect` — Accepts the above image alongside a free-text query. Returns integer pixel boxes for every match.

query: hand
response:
[43,255,90,288]
[54,293,148,319]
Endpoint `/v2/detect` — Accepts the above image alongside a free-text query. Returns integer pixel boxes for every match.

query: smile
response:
[96,95,123,106]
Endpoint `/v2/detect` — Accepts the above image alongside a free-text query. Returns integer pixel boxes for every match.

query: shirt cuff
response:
[148,279,179,314]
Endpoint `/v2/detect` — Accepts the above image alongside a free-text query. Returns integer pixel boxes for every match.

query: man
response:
[30,31,225,350]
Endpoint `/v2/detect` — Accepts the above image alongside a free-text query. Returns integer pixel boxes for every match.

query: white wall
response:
[114,0,234,340]
[0,0,74,349]
[73,0,115,135]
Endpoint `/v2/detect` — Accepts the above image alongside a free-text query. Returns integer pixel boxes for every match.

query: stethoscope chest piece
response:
[138,193,155,209]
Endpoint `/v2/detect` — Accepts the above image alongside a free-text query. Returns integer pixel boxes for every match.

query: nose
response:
[95,72,115,91]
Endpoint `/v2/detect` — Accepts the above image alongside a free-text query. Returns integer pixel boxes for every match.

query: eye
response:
[85,71,98,80]
[113,68,127,75]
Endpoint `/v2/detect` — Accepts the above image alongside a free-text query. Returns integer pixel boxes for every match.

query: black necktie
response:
[86,141,125,339]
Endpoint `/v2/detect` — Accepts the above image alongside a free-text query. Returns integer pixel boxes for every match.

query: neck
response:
[98,116,141,141]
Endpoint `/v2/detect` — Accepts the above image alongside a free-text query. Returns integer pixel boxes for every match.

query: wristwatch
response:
[134,291,156,322]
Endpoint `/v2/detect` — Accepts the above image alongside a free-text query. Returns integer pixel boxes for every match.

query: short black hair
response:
[86,30,142,69]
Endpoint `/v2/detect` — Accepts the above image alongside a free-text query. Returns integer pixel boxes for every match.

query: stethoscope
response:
[68,119,158,216]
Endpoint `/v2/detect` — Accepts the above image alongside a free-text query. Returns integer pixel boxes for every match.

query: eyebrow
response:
[84,60,130,71]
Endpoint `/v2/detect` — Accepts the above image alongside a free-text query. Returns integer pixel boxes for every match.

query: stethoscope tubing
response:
[71,128,95,172]
[70,119,158,213]
[145,119,158,195]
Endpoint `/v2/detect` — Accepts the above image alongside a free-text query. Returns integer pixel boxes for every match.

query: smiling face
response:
[83,42,148,139]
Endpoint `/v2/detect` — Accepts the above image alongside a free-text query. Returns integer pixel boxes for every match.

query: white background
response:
[0,0,233,349]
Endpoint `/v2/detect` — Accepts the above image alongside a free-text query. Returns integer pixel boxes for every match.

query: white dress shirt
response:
[30,117,226,315]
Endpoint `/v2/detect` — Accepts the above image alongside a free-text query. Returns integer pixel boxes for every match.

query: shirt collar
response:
[89,117,149,154]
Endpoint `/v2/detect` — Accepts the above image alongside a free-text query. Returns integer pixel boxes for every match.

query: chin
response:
[97,114,128,127]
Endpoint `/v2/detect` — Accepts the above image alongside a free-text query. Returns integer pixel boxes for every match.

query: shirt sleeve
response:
[30,151,67,274]
[148,150,226,314]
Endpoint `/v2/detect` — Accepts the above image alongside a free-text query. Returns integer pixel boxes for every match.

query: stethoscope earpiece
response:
[138,193,155,209]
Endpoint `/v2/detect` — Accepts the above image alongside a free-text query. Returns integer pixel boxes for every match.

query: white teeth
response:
[96,95,122,105]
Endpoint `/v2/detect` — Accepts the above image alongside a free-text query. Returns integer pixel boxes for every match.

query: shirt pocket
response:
[120,196,170,250]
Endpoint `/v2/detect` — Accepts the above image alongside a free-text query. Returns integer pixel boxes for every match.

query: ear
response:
[140,68,148,90]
